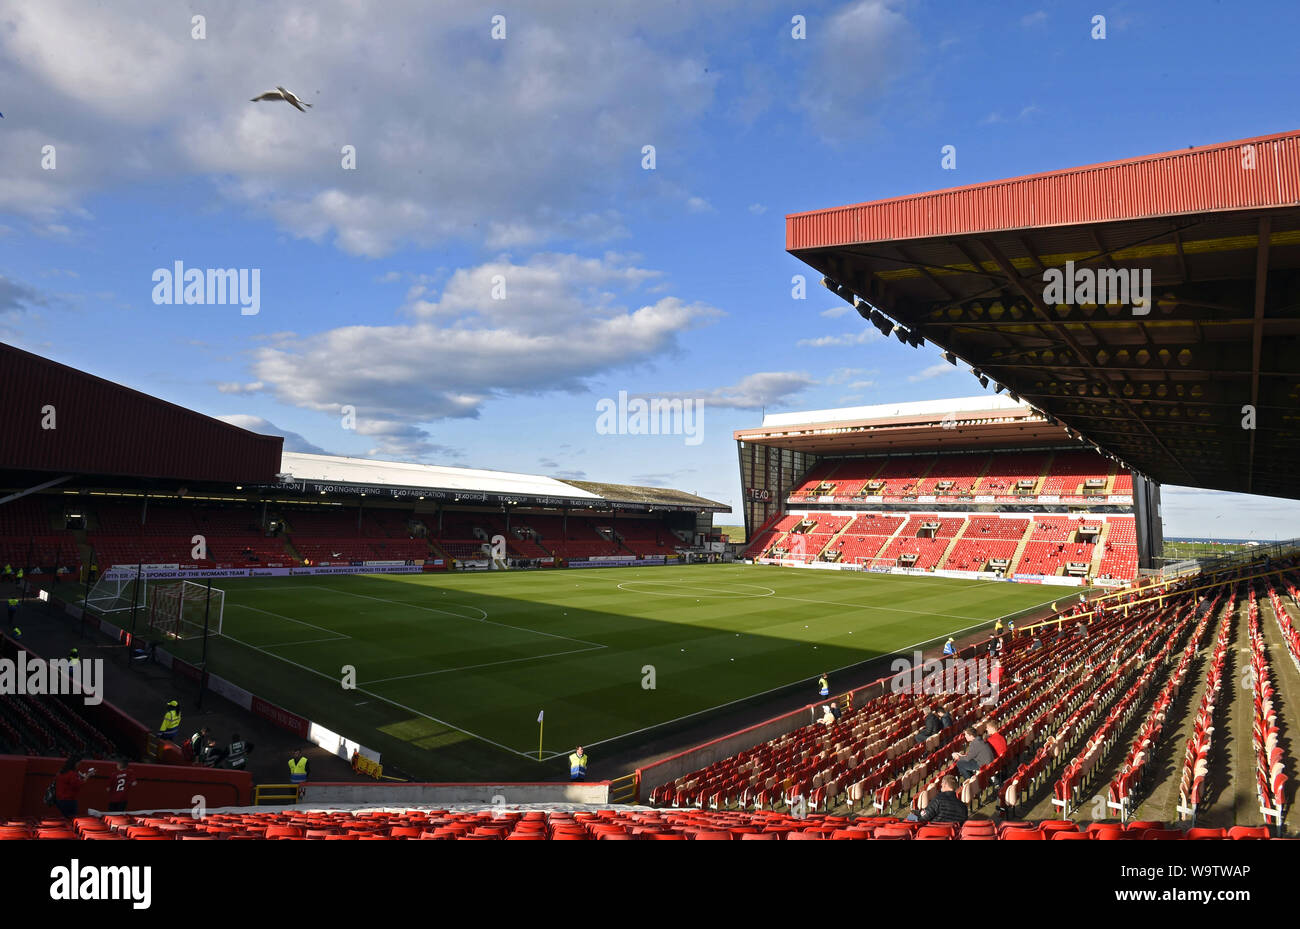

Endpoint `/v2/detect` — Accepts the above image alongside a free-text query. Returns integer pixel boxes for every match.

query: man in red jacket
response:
[985,721,1008,758]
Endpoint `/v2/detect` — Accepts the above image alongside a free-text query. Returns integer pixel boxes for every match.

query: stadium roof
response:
[786,130,1300,498]
[736,395,1077,456]
[559,479,729,511]
[276,453,727,512]
[0,342,282,487]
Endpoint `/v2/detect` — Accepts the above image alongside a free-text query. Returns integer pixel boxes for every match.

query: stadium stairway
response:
[1088,522,1111,578]
[1006,523,1035,575]
[933,519,972,571]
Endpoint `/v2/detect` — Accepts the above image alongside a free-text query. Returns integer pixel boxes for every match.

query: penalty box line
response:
[217,628,538,760]
[363,643,608,684]
[314,585,607,649]
[225,601,353,644]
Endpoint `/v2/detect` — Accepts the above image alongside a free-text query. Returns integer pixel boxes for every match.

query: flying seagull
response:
[250,86,312,112]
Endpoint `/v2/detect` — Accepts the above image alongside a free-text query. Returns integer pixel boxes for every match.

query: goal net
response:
[146,581,225,641]
[85,572,148,617]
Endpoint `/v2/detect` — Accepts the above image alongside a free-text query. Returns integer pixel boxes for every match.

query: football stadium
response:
[3,0,1300,911]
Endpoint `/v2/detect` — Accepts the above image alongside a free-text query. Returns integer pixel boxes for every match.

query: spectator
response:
[225,733,252,770]
[952,727,996,779]
[6,595,21,637]
[829,701,842,721]
[568,745,588,781]
[52,755,97,818]
[1030,635,1043,651]
[820,705,835,727]
[106,759,138,813]
[288,749,310,789]
[907,775,968,823]
[989,658,1005,693]
[198,738,225,767]
[158,700,182,741]
[937,705,953,730]
[915,705,942,744]
[985,721,1007,758]
[188,726,210,761]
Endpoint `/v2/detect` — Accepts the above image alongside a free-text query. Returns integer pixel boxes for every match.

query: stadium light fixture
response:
[1007,391,1019,403]
[854,298,872,321]
[895,326,910,344]
[821,276,855,306]
[870,311,894,337]
[942,351,957,365]
[975,371,989,389]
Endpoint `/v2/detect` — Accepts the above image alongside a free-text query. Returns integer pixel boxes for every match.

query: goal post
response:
[145,580,224,641]
[84,571,149,617]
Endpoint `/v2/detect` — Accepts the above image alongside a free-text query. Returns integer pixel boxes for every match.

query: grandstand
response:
[737,397,1149,586]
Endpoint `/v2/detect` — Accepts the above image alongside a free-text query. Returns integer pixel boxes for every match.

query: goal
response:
[85,572,149,617]
[145,581,225,641]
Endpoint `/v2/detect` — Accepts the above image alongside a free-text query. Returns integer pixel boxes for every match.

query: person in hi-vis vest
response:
[6,596,19,637]
[818,673,829,697]
[158,700,182,740]
[288,750,310,788]
[569,746,588,781]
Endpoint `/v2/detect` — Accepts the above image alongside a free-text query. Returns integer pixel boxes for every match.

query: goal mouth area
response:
[143,579,226,642]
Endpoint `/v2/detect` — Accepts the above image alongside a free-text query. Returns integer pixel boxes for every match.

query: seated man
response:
[906,775,968,823]
[952,727,996,779]
[914,705,942,744]
[984,720,1007,758]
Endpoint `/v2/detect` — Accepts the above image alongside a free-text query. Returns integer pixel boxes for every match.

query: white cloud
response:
[748,203,767,215]
[215,415,329,455]
[798,1,917,137]
[820,305,853,319]
[0,1,724,254]
[797,329,883,348]
[1021,11,1048,27]
[243,253,719,457]
[907,362,959,382]
[825,367,876,385]
[636,371,815,410]
[216,381,265,395]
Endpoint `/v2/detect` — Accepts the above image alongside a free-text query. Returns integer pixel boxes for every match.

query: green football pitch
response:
[148,565,1065,781]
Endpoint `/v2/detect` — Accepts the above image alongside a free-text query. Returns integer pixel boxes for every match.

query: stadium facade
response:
[736,395,1160,587]
[0,343,728,583]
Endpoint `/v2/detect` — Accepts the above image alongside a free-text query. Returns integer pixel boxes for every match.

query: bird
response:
[250,86,312,112]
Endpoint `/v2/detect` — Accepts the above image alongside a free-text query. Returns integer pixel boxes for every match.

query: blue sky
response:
[3,0,1299,536]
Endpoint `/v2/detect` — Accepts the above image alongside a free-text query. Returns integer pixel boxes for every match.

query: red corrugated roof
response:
[787,130,1300,250]
[0,342,283,484]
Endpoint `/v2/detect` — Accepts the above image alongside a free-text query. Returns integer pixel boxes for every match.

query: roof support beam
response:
[1247,215,1271,492]
[979,237,1196,483]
